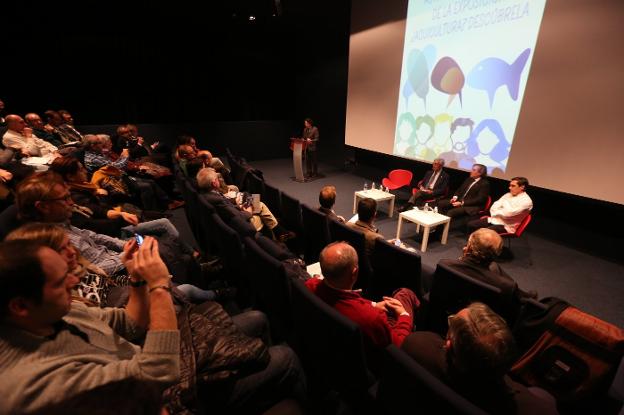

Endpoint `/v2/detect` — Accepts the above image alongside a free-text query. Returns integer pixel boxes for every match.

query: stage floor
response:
[247,158,624,328]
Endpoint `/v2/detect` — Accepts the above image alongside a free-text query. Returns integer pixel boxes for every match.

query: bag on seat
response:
[511,304,624,405]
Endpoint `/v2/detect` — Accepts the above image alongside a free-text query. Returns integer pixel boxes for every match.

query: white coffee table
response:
[353,189,396,218]
[396,208,451,252]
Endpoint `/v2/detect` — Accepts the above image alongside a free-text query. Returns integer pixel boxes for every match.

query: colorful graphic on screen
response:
[394,0,546,174]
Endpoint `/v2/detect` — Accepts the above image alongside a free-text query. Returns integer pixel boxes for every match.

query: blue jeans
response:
[175,284,216,302]
[122,218,195,255]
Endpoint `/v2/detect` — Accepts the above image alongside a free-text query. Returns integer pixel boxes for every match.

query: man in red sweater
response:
[306,242,419,347]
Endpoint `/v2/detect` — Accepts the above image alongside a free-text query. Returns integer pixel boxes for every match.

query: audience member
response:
[318,185,345,222]
[348,197,384,256]
[197,167,293,241]
[44,110,75,144]
[0,99,5,125]
[401,302,558,414]
[0,237,180,413]
[437,163,490,221]
[306,242,419,348]
[56,110,83,142]
[468,177,533,234]
[6,223,234,307]
[440,228,537,299]
[401,158,450,211]
[25,112,63,147]
[2,114,58,157]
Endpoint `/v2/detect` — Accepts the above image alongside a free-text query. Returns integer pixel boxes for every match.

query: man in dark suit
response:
[400,158,449,212]
[303,118,319,177]
[439,228,536,300]
[437,163,490,219]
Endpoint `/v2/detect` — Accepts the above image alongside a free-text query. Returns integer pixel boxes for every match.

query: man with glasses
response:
[401,302,558,414]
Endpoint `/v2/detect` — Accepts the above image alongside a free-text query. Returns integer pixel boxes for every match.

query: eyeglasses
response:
[43,194,73,203]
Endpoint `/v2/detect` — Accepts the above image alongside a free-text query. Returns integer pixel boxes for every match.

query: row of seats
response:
[175,151,623,413]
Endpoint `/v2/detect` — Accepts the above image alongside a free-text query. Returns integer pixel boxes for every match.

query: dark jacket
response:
[163,301,269,414]
[420,169,450,198]
[452,177,490,215]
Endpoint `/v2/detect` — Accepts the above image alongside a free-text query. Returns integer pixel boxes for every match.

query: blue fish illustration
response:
[467,48,531,108]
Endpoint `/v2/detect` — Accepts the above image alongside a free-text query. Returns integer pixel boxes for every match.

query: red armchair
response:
[382,169,413,190]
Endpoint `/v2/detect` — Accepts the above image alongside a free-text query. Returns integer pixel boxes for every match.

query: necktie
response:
[460,179,477,201]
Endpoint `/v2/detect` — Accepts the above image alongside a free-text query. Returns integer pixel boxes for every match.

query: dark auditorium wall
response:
[4,1,622,260]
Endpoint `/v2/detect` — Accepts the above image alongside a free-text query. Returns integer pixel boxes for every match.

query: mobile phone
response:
[134,233,144,246]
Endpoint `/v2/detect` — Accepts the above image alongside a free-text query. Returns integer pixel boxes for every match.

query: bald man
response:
[2,114,58,157]
[305,242,420,348]
[439,228,536,299]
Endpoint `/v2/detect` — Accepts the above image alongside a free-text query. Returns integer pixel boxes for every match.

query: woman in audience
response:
[49,157,190,245]
[49,156,138,235]
[6,223,235,306]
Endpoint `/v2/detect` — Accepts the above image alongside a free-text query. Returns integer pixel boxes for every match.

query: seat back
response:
[483,195,492,212]
[280,192,303,234]
[377,345,487,414]
[290,279,375,396]
[243,236,292,341]
[388,169,413,187]
[371,238,423,299]
[427,263,521,334]
[208,212,245,281]
[0,205,20,240]
[301,203,331,264]
[328,219,373,293]
[514,213,532,237]
[247,172,265,196]
[263,182,283,219]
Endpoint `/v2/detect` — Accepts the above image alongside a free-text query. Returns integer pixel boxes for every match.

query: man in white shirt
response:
[467,177,533,234]
[2,114,58,157]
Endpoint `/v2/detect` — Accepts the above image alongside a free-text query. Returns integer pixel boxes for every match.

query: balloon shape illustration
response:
[467,48,531,108]
[431,57,465,108]
[407,49,431,107]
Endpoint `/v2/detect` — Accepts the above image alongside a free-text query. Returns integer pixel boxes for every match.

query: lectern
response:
[290,138,307,182]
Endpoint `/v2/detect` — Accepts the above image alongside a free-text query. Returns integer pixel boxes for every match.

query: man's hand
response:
[44,124,55,133]
[0,169,12,182]
[451,201,462,207]
[120,148,130,158]
[136,136,145,146]
[96,188,108,196]
[122,237,170,286]
[374,300,388,312]
[121,212,139,225]
[150,141,160,150]
[382,296,407,316]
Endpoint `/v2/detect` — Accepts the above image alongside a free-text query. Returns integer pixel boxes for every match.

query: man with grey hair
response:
[400,158,449,212]
[305,241,420,348]
[196,167,290,239]
[439,228,537,299]
[437,163,490,220]
[401,302,558,414]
